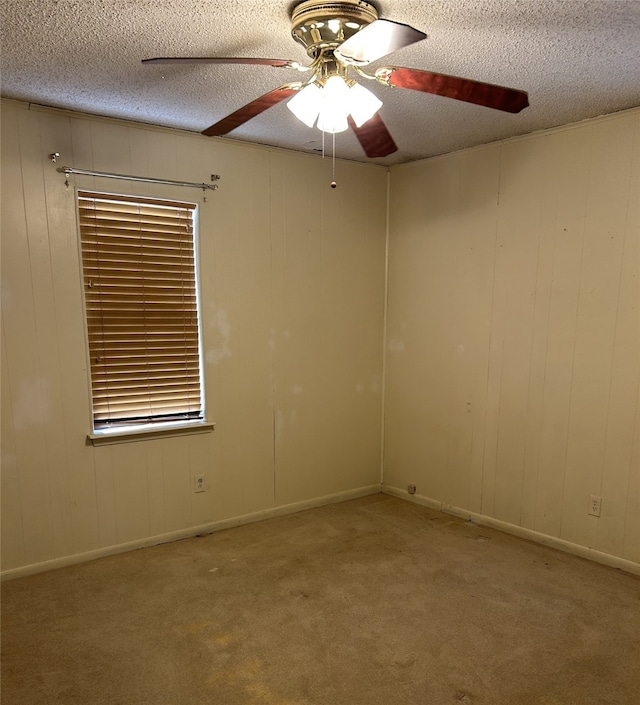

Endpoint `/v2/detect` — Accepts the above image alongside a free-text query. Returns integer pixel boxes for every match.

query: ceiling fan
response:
[143,0,529,158]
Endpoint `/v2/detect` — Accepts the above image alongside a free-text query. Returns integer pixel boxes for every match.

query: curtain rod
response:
[57,166,220,191]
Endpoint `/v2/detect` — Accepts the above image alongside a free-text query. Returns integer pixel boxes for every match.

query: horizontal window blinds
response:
[78,191,202,427]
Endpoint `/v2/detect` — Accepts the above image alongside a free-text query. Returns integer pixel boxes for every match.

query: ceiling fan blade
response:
[336,20,426,64]
[143,57,303,69]
[202,83,301,137]
[381,67,529,113]
[348,114,398,158]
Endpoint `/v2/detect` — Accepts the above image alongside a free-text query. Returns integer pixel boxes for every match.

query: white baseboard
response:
[1,484,382,581]
[382,484,640,577]
[7,483,637,580]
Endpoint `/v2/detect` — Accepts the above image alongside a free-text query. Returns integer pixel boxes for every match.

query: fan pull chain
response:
[320,131,336,189]
[330,132,337,189]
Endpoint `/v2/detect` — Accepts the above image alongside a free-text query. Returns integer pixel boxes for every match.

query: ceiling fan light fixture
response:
[287,82,322,127]
[288,75,383,133]
[349,82,383,127]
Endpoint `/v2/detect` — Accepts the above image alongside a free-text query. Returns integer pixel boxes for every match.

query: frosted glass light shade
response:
[317,75,351,133]
[316,111,349,133]
[287,83,322,127]
[349,82,383,127]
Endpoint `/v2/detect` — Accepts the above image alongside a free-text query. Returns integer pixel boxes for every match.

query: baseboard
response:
[8,483,636,580]
[1,484,382,581]
[382,484,640,576]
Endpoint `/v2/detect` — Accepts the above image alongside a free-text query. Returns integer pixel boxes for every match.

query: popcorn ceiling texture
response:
[1,0,639,164]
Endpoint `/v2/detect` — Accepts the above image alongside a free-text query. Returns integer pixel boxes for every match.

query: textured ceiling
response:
[1,0,639,164]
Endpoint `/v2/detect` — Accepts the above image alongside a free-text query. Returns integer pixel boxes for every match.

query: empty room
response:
[1,1,638,703]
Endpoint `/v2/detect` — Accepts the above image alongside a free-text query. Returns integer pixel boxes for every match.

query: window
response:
[78,191,204,435]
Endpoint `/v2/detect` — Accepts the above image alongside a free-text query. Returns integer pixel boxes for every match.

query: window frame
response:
[75,188,211,445]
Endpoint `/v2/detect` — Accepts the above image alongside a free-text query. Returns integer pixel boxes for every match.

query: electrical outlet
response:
[588,495,602,517]
[194,474,205,494]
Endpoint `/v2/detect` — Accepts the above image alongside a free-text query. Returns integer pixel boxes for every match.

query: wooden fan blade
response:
[336,20,426,64]
[202,83,301,137]
[348,114,398,158]
[382,67,529,113]
[143,57,301,68]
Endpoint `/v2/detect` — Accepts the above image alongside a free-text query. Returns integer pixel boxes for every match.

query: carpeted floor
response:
[2,494,639,704]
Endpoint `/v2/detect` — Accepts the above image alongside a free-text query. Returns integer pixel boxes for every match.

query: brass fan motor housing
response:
[291,0,378,58]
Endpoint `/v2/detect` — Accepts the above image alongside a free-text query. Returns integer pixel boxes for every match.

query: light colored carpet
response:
[2,494,639,704]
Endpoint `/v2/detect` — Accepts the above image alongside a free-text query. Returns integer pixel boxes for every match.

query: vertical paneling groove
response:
[518,150,553,531]
[479,145,504,519]
[41,111,103,556]
[560,118,632,549]
[608,114,640,562]
[268,154,283,506]
[623,395,640,562]
[1,104,56,566]
[94,446,117,548]
[1,317,26,569]
[22,111,77,559]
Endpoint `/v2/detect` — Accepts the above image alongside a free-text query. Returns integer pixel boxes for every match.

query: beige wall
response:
[384,109,640,566]
[1,101,387,575]
[2,100,639,577]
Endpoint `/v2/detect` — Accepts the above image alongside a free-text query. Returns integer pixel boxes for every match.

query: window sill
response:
[88,421,215,446]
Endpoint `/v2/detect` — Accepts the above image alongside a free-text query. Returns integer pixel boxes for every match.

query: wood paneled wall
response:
[384,109,639,565]
[1,101,387,574]
[2,100,638,576]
